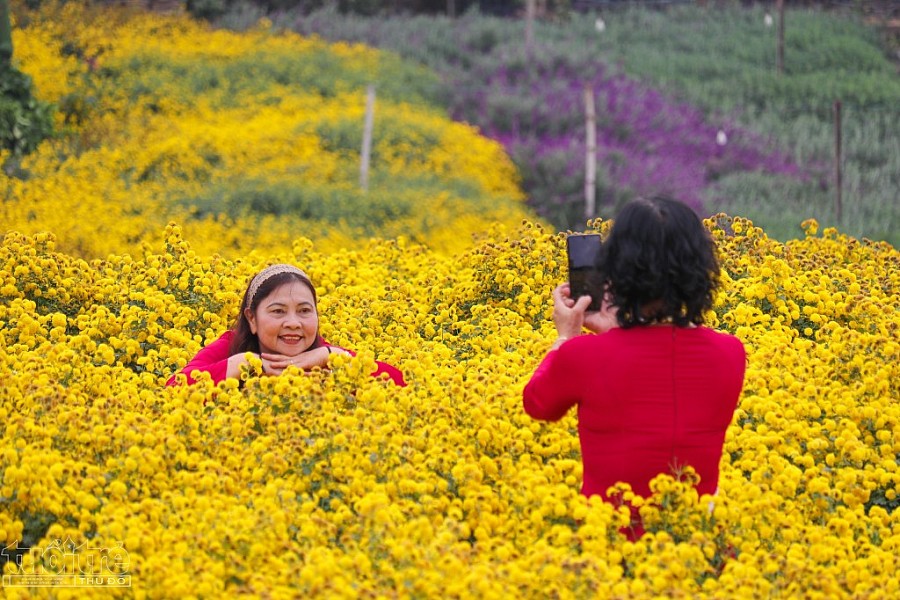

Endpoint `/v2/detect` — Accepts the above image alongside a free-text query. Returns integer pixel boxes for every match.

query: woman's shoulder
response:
[205,329,235,347]
[696,325,743,343]
[321,339,354,356]
[321,340,405,386]
[574,325,742,347]
[695,326,746,357]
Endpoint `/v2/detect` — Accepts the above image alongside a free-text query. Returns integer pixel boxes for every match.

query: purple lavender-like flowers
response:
[450,55,803,220]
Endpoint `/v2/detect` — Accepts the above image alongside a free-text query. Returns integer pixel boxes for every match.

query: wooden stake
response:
[360,85,375,192]
[584,87,597,221]
[525,0,536,54]
[776,0,785,75]
[834,99,843,224]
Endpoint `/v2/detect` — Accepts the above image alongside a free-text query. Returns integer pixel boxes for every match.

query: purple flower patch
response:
[449,54,805,220]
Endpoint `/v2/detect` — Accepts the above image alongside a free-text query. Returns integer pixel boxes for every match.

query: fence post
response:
[360,85,375,192]
[525,0,536,54]
[584,86,597,221]
[833,99,842,224]
[776,0,785,75]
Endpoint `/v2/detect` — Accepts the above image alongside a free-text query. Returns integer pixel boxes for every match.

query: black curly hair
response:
[597,196,720,328]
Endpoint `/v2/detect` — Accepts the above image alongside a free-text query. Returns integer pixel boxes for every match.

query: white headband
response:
[247,264,310,305]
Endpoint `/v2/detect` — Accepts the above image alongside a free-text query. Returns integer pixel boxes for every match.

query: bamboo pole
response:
[525,0,536,54]
[584,86,597,220]
[360,85,375,192]
[834,100,843,224]
[776,0,785,75]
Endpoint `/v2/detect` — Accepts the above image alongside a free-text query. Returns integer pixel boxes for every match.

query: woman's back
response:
[524,325,745,499]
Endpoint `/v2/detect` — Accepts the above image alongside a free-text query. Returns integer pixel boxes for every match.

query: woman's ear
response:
[244,308,257,334]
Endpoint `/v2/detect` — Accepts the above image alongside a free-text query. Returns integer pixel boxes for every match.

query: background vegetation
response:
[3,1,533,258]
[213,1,899,245]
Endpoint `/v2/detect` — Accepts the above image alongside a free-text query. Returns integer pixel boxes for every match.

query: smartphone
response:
[567,234,603,312]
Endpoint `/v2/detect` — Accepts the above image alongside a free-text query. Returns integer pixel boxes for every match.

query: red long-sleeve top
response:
[523,326,745,503]
[166,331,406,387]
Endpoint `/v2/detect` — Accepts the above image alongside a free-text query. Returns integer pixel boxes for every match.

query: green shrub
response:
[0,65,54,157]
[186,0,230,21]
[111,47,442,109]
[175,171,513,241]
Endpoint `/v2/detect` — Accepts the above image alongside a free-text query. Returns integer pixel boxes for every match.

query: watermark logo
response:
[1,537,131,588]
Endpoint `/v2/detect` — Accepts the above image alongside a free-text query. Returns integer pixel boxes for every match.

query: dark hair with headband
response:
[229,264,324,355]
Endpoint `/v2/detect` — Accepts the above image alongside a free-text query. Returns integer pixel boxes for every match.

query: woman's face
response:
[245,280,318,356]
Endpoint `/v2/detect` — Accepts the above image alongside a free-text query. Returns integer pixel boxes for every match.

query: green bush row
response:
[580,5,900,112]
[577,4,899,243]
[176,171,517,239]
[102,46,442,110]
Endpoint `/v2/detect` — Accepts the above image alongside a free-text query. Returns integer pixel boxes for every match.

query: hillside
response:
[5,1,538,259]
[264,3,900,246]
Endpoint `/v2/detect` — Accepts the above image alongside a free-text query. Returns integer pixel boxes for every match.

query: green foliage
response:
[188,0,517,21]
[0,64,54,157]
[720,105,899,247]
[579,4,900,111]
[1,0,12,64]
[179,177,415,227]
[865,486,900,516]
[706,172,825,242]
[111,46,442,109]
[175,170,514,244]
[336,0,380,16]
[186,0,230,21]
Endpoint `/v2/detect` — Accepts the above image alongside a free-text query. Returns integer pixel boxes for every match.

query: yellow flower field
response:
[2,2,899,598]
[1,217,898,598]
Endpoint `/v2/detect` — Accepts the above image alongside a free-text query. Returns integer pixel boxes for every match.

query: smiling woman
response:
[166,263,406,386]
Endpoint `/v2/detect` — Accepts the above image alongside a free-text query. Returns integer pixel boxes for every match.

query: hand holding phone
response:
[566,234,603,312]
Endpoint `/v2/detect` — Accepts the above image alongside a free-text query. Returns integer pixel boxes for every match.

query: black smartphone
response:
[567,234,602,312]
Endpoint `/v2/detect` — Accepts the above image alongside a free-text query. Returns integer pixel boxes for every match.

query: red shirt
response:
[166,330,406,387]
[523,326,745,502]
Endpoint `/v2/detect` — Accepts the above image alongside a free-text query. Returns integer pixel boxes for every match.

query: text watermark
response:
[1,538,130,588]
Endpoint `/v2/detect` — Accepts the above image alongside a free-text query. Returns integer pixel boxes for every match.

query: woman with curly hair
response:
[523,196,745,538]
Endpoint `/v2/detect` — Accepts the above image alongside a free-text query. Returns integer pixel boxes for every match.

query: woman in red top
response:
[167,264,405,387]
[523,197,745,536]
